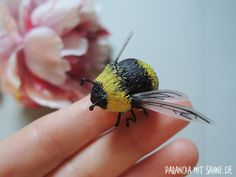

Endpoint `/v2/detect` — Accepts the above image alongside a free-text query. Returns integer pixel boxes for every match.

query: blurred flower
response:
[0,0,110,108]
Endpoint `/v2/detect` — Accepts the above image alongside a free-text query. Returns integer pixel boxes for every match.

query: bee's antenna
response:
[80,78,96,86]
[114,30,134,64]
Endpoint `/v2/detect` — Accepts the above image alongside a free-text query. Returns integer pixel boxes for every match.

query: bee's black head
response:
[90,83,107,110]
[80,78,108,111]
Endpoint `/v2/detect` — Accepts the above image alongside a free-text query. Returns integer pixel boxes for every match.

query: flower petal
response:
[0,33,17,62]
[86,36,110,78]
[16,50,74,108]
[80,0,98,23]
[1,51,20,93]
[31,0,82,35]
[0,3,21,60]
[0,3,19,35]
[5,51,21,89]
[18,0,34,33]
[26,89,72,109]
[61,32,88,57]
[18,0,53,33]
[24,27,70,85]
[89,36,110,63]
[1,0,22,20]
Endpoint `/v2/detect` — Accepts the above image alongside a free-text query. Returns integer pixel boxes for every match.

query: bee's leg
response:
[114,112,122,127]
[130,96,147,117]
[126,109,136,128]
[140,106,148,117]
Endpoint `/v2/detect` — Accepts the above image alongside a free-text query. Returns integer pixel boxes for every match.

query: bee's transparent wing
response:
[134,89,189,102]
[133,90,213,124]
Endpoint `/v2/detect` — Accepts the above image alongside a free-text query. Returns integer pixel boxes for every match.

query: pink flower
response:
[0,0,110,108]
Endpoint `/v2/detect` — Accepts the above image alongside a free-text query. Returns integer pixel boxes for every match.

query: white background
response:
[0,0,236,176]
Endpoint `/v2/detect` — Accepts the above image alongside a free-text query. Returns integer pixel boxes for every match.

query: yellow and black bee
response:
[81,32,213,127]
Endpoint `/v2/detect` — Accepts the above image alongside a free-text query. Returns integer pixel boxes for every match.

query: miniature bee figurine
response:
[80,31,213,127]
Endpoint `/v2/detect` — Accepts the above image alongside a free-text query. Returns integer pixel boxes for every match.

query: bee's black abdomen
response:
[116,58,158,95]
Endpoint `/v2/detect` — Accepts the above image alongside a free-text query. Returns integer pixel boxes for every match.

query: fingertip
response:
[167,138,199,167]
[120,138,199,177]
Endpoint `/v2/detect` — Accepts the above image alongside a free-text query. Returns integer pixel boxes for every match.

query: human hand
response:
[0,95,198,177]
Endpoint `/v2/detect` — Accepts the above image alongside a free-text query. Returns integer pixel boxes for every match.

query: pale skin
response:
[0,95,198,177]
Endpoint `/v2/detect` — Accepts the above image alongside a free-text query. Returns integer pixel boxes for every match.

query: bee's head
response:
[80,78,107,111]
[90,83,107,110]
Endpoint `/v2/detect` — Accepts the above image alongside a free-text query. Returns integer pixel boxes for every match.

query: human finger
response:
[120,139,199,177]
[0,95,117,177]
[47,102,191,177]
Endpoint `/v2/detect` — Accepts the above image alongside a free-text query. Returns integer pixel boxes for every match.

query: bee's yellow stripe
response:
[95,65,131,112]
[137,60,159,89]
